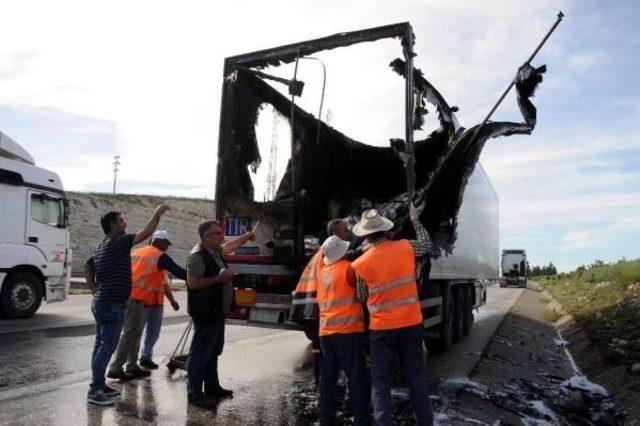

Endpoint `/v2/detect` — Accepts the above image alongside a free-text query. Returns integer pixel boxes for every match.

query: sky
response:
[1,0,638,271]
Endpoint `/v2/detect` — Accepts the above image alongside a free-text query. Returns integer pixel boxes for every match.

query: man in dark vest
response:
[186,219,254,408]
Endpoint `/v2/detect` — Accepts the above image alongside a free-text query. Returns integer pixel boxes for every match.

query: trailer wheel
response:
[0,271,43,319]
[452,288,464,343]
[462,286,474,336]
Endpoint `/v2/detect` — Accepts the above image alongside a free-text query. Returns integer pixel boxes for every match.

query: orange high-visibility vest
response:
[291,249,324,316]
[317,259,364,336]
[351,239,422,330]
[130,245,167,306]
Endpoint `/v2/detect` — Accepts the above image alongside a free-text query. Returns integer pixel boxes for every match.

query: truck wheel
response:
[462,286,474,336]
[0,272,42,319]
[452,288,464,343]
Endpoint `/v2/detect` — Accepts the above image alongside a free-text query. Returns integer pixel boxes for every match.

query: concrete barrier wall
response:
[67,192,215,276]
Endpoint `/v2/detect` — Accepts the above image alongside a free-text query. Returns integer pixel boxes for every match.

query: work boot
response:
[87,390,115,406]
[188,396,218,409]
[103,384,121,397]
[207,387,234,398]
[139,358,159,370]
[107,370,135,381]
[125,366,151,378]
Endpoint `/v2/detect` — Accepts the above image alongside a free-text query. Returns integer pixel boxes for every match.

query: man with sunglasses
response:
[185,219,254,408]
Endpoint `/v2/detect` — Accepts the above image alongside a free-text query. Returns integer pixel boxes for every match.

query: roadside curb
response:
[0,314,192,338]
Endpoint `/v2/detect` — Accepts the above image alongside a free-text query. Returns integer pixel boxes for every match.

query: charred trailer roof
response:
[215,22,547,260]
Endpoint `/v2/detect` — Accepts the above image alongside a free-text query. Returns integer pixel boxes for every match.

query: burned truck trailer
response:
[215,22,546,350]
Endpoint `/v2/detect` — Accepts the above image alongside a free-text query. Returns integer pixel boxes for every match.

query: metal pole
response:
[403,27,416,200]
[470,11,564,143]
[112,155,120,194]
[290,54,301,259]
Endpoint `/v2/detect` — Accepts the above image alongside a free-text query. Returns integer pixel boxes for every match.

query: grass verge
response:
[538,258,640,368]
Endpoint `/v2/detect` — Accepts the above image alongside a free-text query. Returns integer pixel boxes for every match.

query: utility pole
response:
[112,155,120,194]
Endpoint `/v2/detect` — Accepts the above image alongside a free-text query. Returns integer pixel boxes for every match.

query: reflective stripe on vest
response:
[368,295,420,313]
[130,245,166,306]
[351,239,422,330]
[319,315,364,327]
[367,275,415,295]
[317,259,364,336]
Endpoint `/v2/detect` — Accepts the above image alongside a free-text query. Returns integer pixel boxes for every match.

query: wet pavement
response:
[0,286,528,425]
[0,293,189,335]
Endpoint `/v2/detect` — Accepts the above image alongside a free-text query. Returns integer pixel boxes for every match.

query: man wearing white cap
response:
[317,236,370,425]
[347,203,436,425]
[108,230,185,379]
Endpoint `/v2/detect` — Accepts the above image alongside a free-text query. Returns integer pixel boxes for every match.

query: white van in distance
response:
[0,131,71,318]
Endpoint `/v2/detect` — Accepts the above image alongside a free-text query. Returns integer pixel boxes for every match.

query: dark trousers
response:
[319,332,371,425]
[369,324,433,426]
[90,299,126,393]
[187,319,225,399]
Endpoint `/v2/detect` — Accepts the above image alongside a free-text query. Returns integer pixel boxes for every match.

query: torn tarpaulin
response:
[218,60,546,255]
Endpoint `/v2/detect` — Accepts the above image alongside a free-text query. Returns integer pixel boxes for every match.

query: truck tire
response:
[462,286,474,336]
[0,272,42,319]
[452,288,464,343]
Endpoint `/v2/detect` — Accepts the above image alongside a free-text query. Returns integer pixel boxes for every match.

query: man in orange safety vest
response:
[317,236,371,425]
[290,219,358,386]
[347,203,436,426]
[108,230,185,380]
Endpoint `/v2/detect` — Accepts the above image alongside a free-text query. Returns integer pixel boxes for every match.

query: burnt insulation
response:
[219,61,546,255]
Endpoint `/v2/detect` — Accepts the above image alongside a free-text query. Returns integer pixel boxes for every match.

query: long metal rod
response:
[470,11,564,142]
[290,54,301,259]
[403,28,415,201]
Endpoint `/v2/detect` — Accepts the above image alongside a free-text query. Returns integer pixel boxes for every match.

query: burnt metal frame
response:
[215,22,416,257]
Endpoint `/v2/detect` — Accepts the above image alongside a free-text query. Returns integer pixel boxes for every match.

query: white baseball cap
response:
[152,230,172,244]
[322,235,351,265]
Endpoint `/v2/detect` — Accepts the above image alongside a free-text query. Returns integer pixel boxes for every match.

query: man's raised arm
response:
[133,204,170,246]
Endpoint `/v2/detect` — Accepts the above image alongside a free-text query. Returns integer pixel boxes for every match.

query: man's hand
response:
[409,201,425,221]
[245,231,256,241]
[171,300,180,311]
[155,204,171,216]
[219,269,235,282]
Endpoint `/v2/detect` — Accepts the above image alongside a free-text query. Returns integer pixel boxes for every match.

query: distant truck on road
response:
[501,249,528,288]
[0,132,71,318]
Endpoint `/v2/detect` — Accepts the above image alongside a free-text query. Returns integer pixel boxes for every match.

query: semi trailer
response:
[0,132,71,318]
[213,23,546,351]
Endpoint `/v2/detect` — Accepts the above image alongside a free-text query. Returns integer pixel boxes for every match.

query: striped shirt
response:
[88,234,135,302]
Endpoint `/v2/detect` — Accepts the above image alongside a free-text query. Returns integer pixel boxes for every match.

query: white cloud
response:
[0,0,638,270]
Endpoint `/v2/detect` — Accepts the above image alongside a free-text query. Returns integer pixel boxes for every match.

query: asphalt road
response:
[0,285,523,425]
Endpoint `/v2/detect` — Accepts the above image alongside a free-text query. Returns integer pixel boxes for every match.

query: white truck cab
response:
[0,131,71,318]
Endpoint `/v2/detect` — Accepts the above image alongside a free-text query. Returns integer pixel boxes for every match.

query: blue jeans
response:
[369,325,433,426]
[319,333,371,425]
[90,299,126,393]
[186,320,225,399]
[140,305,164,361]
